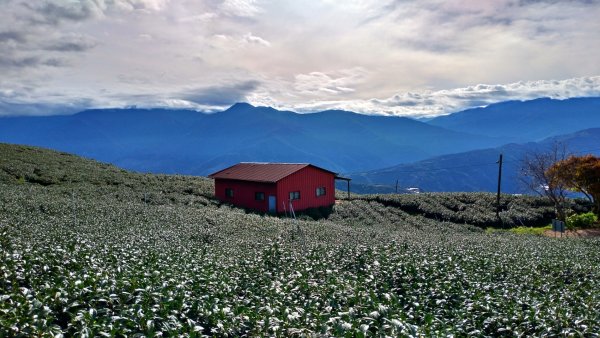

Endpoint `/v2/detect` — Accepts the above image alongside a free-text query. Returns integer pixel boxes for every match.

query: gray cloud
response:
[0,88,94,116]
[0,100,85,116]
[43,36,97,52]
[0,55,40,68]
[44,41,92,52]
[20,0,169,26]
[178,81,261,106]
[24,1,96,26]
[0,3,101,72]
[0,31,27,43]
[517,0,598,5]
[369,0,599,57]
[42,57,68,67]
[395,39,464,53]
[0,54,66,69]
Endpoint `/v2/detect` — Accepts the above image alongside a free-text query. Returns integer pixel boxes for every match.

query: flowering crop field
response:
[1,144,599,337]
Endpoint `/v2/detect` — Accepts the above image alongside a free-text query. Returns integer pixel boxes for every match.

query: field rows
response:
[2,182,599,336]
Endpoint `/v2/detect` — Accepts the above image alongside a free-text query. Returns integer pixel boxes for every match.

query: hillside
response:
[1,144,599,336]
[428,97,600,142]
[0,143,214,203]
[350,128,600,193]
[1,143,573,227]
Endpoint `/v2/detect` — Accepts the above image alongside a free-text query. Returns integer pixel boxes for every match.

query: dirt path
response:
[543,228,600,238]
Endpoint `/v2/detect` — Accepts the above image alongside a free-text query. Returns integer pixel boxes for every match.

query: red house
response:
[208,162,344,213]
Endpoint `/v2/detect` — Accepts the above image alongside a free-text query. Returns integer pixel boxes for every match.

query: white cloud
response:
[293,68,367,96]
[128,0,170,11]
[220,0,261,17]
[3,75,599,117]
[210,32,271,50]
[242,33,270,47]
[259,76,600,118]
[179,13,218,23]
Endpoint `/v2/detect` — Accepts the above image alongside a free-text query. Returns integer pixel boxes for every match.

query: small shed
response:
[208,162,346,213]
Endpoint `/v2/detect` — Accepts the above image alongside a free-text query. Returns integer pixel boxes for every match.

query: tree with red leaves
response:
[547,155,600,217]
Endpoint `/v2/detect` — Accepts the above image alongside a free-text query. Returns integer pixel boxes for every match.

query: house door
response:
[268,195,276,213]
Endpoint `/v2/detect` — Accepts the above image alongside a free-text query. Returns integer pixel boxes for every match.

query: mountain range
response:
[428,97,600,141]
[347,128,600,194]
[0,102,503,174]
[1,97,599,193]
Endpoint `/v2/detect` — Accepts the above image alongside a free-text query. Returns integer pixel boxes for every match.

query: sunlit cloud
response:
[264,76,600,118]
[0,0,599,116]
[220,0,262,17]
[242,33,271,47]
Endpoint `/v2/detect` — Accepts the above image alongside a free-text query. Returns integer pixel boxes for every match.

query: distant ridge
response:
[224,102,256,111]
[428,97,600,141]
[0,103,502,175]
[349,127,600,194]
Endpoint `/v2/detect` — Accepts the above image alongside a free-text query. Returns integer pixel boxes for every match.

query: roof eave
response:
[210,177,277,184]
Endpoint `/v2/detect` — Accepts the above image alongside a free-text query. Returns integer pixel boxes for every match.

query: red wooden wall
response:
[276,166,335,213]
[214,179,276,213]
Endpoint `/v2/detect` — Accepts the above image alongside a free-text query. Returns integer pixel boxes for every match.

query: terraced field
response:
[1,144,599,336]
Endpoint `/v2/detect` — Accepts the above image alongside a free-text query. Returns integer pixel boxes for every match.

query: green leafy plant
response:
[1,143,600,337]
[510,225,552,235]
[566,212,598,229]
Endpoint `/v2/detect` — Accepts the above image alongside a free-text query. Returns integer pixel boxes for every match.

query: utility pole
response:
[496,153,503,220]
[347,180,350,199]
[395,179,398,194]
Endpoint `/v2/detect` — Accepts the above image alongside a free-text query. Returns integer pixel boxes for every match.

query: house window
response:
[225,188,234,198]
[255,192,265,201]
[316,187,326,197]
[289,191,300,200]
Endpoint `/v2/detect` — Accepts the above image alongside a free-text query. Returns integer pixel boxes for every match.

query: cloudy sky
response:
[1,0,599,117]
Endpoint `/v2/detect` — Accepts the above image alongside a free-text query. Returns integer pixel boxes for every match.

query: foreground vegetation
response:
[1,144,599,336]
